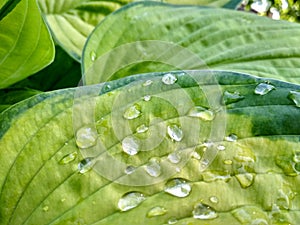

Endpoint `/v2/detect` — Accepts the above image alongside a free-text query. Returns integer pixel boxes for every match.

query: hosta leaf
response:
[1,70,300,224]
[82,2,300,85]
[0,0,55,89]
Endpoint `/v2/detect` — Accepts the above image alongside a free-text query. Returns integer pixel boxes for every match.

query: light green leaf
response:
[0,0,55,89]
[1,70,300,224]
[82,2,300,85]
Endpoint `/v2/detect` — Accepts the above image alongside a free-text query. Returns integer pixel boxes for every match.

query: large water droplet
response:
[118,192,146,211]
[123,104,141,120]
[136,124,149,133]
[254,83,275,95]
[75,126,98,149]
[225,133,238,142]
[59,152,77,165]
[167,151,181,164]
[90,51,97,61]
[222,91,245,105]
[193,203,218,220]
[162,73,177,85]
[235,173,255,188]
[78,158,94,174]
[188,106,215,121]
[167,124,183,142]
[125,165,136,174]
[143,80,153,87]
[122,136,140,156]
[164,178,191,198]
[288,90,300,107]
[147,206,167,218]
[145,158,161,177]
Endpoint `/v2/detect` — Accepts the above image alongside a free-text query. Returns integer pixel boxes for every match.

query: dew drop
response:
[289,90,300,107]
[75,126,98,149]
[143,95,151,101]
[90,51,97,61]
[78,158,94,174]
[222,90,245,105]
[209,196,219,204]
[217,145,225,151]
[254,83,275,95]
[122,136,140,156]
[225,133,238,142]
[123,104,141,120]
[125,165,136,174]
[143,80,153,86]
[191,151,201,160]
[147,206,167,218]
[136,124,149,133]
[235,173,255,188]
[188,106,215,121]
[167,151,181,164]
[59,152,77,165]
[162,73,177,85]
[199,158,210,171]
[193,203,218,220]
[118,192,146,212]
[167,124,183,142]
[145,158,161,177]
[164,178,191,198]
[168,217,178,224]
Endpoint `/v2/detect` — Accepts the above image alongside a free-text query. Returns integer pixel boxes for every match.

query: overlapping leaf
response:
[1,71,300,224]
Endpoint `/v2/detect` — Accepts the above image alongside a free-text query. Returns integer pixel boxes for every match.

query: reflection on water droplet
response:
[254,83,275,95]
[143,95,151,101]
[147,206,167,217]
[288,90,300,107]
[162,73,177,85]
[122,136,140,156]
[167,124,183,142]
[75,126,98,149]
[199,159,210,171]
[235,173,255,188]
[125,165,136,174]
[136,124,148,133]
[222,91,245,105]
[143,80,153,86]
[293,162,300,173]
[123,104,141,120]
[164,178,191,198]
[145,158,161,177]
[118,192,146,211]
[168,151,181,164]
[168,217,178,224]
[90,51,97,61]
[217,145,225,151]
[78,158,94,174]
[225,134,238,142]
[193,203,218,220]
[209,196,219,204]
[188,106,215,121]
[43,205,49,212]
[59,152,77,165]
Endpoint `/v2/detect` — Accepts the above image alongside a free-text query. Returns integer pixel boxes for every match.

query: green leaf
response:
[163,0,242,8]
[1,70,300,224]
[82,2,300,85]
[0,0,55,89]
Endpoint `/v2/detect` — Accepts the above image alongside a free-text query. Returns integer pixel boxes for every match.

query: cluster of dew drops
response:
[58,74,300,222]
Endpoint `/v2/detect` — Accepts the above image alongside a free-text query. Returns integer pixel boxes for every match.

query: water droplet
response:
[235,173,255,188]
[168,217,178,224]
[164,178,191,198]
[43,205,49,212]
[123,104,141,120]
[90,51,97,61]
[122,136,140,156]
[193,203,218,220]
[199,158,210,171]
[143,95,151,101]
[162,73,177,85]
[232,206,269,224]
[293,151,300,162]
[75,126,98,149]
[188,106,215,121]
[225,133,238,142]
[59,152,77,165]
[147,206,167,217]
[78,158,94,174]
[145,158,161,177]
[292,162,300,173]
[209,196,219,204]
[125,165,136,174]
[254,83,275,95]
[167,124,183,142]
[288,90,300,107]
[217,145,225,151]
[143,80,153,86]
[222,91,245,105]
[136,124,149,133]
[167,151,181,164]
[191,151,201,160]
[223,159,233,165]
[118,192,146,211]
[202,172,231,182]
